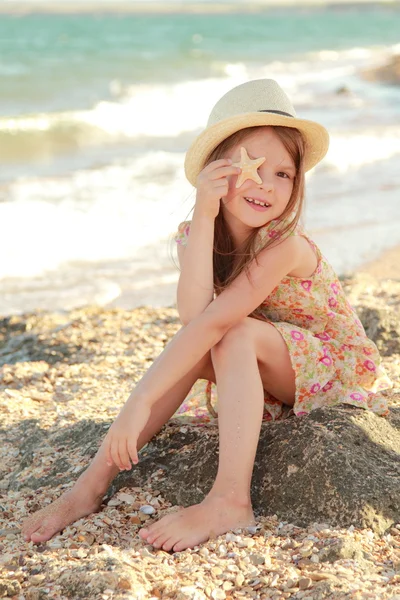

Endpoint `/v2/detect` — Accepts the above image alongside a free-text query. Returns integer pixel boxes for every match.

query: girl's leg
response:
[140,317,295,553]
[22,351,216,543]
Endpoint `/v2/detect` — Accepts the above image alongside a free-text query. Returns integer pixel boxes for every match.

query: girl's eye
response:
[277,172,290,179]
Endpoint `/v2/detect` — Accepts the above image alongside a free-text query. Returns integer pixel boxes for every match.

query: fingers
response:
[106,436,138,471]
[128,440,139,466]
[201,159,240,179]
[118,439,133,471]
[206,166,241,181]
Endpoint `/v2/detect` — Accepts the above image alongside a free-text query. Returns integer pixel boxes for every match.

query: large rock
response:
[110,404,398,535]
[8,404,400,534]
[8,407,400,536]
[362,54,400,85]
[357,306,400,356]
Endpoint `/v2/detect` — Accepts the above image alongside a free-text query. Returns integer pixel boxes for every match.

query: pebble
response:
[118,493,136,504]
[299,577,312,590]
[29,575,46,585]
[217,544,227,556]
[211,589,226,600]
[270,573,279,587]
[235,573,245,586]
[139,504,156,515]
[249,553,265,566]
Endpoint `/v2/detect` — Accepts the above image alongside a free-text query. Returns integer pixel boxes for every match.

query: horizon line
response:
[0,0,399,15]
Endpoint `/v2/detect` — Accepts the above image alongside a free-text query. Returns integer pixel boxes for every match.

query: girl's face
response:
[221,126,296,240]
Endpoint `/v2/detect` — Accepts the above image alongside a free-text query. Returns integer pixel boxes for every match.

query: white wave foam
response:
[326,128,400,172]
[0,152,193,279]
[2,41,399,143]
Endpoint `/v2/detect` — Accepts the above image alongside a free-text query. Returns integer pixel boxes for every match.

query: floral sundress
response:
[173,219,392,423]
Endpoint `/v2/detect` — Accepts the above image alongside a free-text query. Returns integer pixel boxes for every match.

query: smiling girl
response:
[22,79,392,553]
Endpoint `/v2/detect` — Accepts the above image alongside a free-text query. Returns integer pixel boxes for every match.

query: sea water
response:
[1,4,400,315]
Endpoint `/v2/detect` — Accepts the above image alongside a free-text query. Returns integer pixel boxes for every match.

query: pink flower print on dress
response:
[340,344,352,352]
[330,282,340,295]
[322,381,334,392]
[363,346,374,356]
[268,230,280,239]
[364,359,376,372]
[315,332,331,341]
[320,354,333,367]
[310,383,321,394]
[350,392,364,402]
[328,297,338,309]
[291,330,305,341]
[301,280,312,292]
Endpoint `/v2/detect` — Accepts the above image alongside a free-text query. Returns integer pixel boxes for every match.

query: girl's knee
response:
[212,319,254,357]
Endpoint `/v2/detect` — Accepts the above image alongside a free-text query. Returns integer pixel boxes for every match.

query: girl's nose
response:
[258,175,274,192]
[257,166,274,191]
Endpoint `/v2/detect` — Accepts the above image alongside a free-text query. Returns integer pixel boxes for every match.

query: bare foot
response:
[22,485,104,544]
[139,494,255,552]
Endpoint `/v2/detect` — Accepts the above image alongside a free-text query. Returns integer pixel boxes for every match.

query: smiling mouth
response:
[244,197,271,209]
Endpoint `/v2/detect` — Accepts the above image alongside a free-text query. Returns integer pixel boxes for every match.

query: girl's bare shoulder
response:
[286,234,319,278]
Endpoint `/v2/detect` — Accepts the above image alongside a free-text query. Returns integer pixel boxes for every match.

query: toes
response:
[161,536,177,552]
[138,528,149,540]
[22,518,44,541]
[172,536,195,553]
[140,525,160,543]
[150,533,169,549]
[148,524,174,548]
[172,540,186,552]
[139,514,176,543]
[30,526,53,544]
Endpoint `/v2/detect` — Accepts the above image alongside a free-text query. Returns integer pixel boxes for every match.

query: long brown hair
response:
[204,126,306,296]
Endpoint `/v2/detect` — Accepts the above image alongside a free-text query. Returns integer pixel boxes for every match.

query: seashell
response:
[139,504,155,515]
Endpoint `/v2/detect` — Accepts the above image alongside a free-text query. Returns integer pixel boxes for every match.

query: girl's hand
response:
[195,159,241,219]
[103,401,151,470]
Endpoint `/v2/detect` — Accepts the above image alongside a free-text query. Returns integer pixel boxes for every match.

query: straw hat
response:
[184,79,329,186]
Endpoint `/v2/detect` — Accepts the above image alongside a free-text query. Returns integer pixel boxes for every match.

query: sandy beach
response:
[360,244,400,281]
[0,242,399,598]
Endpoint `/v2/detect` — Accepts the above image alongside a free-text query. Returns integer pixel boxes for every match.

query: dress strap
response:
[294,227,323,265]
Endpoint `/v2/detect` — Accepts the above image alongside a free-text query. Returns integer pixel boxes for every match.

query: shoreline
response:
[0,0,399,14]
[0,241,399,320]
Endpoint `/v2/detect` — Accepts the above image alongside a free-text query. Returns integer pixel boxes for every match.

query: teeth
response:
[245,197,270,207]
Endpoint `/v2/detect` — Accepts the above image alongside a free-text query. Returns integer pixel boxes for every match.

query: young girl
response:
[22,79,392,553]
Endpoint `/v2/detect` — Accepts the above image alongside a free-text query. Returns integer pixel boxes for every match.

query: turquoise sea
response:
[1,4,400,314]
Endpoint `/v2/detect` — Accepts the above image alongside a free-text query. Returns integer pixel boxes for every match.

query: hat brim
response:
[184,112,330,186]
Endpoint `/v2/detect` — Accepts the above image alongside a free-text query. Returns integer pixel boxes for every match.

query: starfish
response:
[232,146,266,188]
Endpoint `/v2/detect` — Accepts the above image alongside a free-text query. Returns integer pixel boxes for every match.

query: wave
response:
[2,42,399,165]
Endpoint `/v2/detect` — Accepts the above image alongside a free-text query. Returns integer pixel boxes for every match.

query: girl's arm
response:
[176,209,215,325]
[176,158,240,325]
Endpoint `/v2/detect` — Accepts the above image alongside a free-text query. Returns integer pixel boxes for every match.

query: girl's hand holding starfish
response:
[195,158,240,219]
[104,400,151,470]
